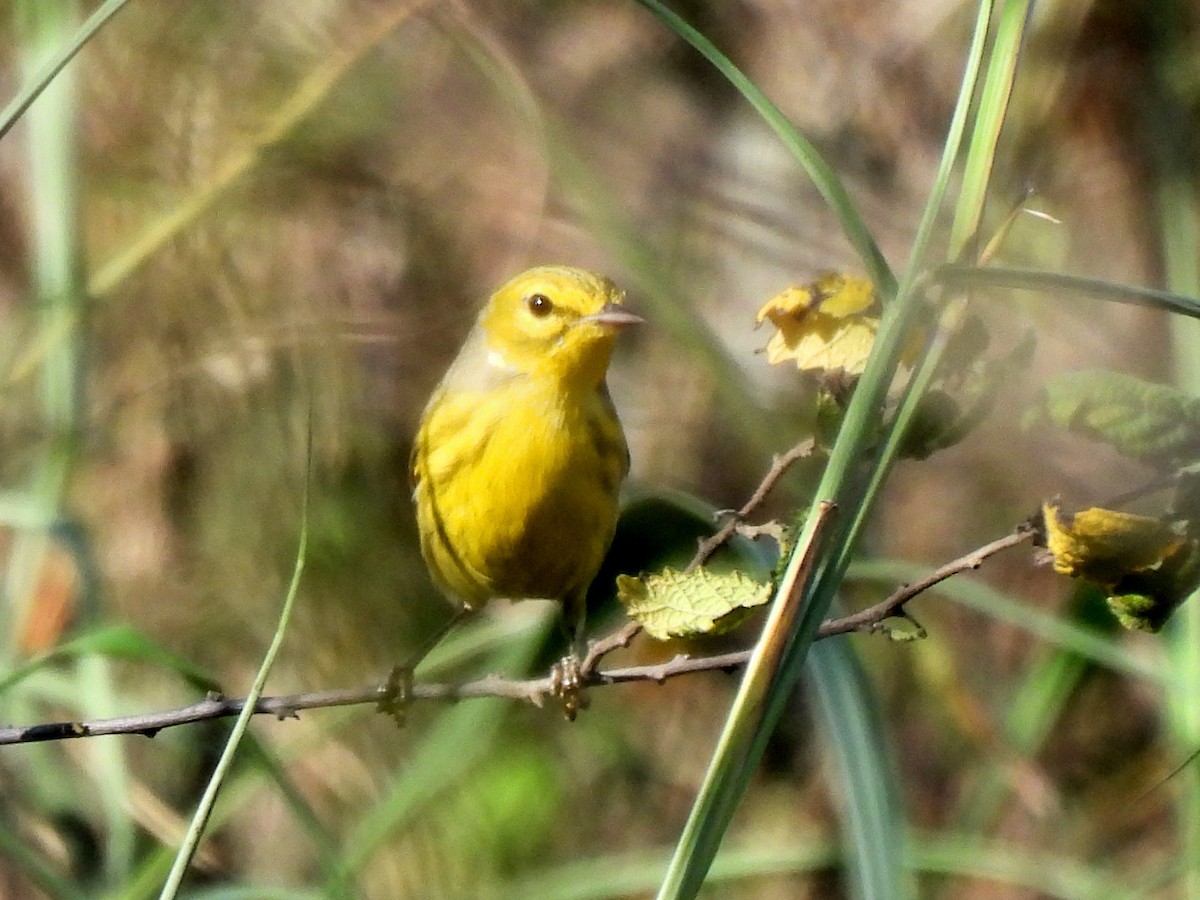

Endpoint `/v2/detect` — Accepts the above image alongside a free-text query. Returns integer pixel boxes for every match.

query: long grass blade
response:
[0,0,130,142]
[1148,6,1200,890]
[932,263,1200,319]
[848,559,1162,683]
[652,3,1002,895]
[808,638,906,898]
[158,424,312,898]
[844,0,1031,581]
[948,0,1032,260]
[632,0,894,295]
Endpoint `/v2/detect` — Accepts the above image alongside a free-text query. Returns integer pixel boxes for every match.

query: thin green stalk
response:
[899,0,998,283]
[931,263,1200,318]
[948,0,1032,260]
[632,0,894,296]
[8,0,87,658]
[0,0,130,142]
[847,559,1162,683]
[324,615,553,892]
[500,834,1122,900]
[158,439,312,898]
[88,5,419,302]
[9,4,136,891]
[808,638,907,897]
[846,0,1030,564]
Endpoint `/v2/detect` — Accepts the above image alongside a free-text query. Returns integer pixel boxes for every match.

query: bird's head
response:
[480,266,641,390]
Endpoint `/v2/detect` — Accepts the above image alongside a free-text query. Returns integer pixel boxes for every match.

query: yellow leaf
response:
[616,567,771,641]
[756,273,880,375]
[1041,501,1184,586]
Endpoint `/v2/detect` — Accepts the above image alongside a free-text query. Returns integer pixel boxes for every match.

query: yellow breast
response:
[413,377,628,607]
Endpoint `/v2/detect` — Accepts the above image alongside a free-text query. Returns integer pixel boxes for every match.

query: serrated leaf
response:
[616,568,772,641]
[756,273,881,375]
[1042,502,1184,586]
[1028,369,1200,469]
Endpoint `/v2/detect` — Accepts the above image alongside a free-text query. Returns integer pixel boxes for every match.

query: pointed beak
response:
[584,303,644,329]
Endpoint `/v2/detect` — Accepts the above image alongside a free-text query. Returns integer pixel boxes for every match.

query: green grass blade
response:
[655,502,838,899]
[652,2,1006,894]
[500,835,1122,899]
[900,0,996,281]
[0,0,130,142]
[158,438,312,898]
[948,0,1032,259]
[954,648,1086,834]
[632,0,894,295]
[324,613,553,893]
[500,843,840,900]
[850,0,1030,576]
[240,738,358,899]
[1149,5,1200,890]
[932,263,1200,319]
[0,624,221,696]
[911,833,1130,899]
[0,816,89,900]
[808,638,906,898]
[174,891,325,900]
[13,2,142,887]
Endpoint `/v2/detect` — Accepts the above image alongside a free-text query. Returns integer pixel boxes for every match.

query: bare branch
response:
[689,437,816,570]
[816,525,1035,638]
[0,521,1032,747]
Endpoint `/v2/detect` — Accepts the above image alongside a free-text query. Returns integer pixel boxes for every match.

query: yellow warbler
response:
[411,266,640,658]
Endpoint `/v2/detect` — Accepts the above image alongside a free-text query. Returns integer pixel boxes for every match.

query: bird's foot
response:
[377,664,413,728]
[550,654,589,721]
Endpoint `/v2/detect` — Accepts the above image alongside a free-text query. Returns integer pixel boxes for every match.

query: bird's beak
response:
[584,303,644,329]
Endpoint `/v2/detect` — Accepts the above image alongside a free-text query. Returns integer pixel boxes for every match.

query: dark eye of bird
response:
[526,293,553,317]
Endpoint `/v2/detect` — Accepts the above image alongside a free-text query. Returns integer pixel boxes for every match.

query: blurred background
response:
[1,0,1199,897]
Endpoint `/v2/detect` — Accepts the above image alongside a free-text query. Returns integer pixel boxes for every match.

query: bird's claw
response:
[551,655,589,721]
[377,664,413,728]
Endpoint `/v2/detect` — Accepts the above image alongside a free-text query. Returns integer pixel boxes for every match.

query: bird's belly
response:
[418,391,622,605]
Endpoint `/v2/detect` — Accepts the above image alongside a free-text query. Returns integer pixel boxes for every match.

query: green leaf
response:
[617,568,771,641]
[1028,369,1200,469]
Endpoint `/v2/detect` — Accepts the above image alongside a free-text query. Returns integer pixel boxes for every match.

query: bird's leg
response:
[378,605,475,726]
[551,593,590,721]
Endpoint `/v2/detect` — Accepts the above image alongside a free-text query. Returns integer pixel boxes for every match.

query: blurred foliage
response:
[0,0,1198,897]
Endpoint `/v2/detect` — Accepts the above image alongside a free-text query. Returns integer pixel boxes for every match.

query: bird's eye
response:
[526,293,553,317]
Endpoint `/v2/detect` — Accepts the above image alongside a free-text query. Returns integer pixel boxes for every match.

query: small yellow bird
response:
[411,265,641,665]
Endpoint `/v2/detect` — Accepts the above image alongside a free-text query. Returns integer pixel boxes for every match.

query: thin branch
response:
[689,437,816,570]
[816,525,1034,638]
[0,522,1032,746]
